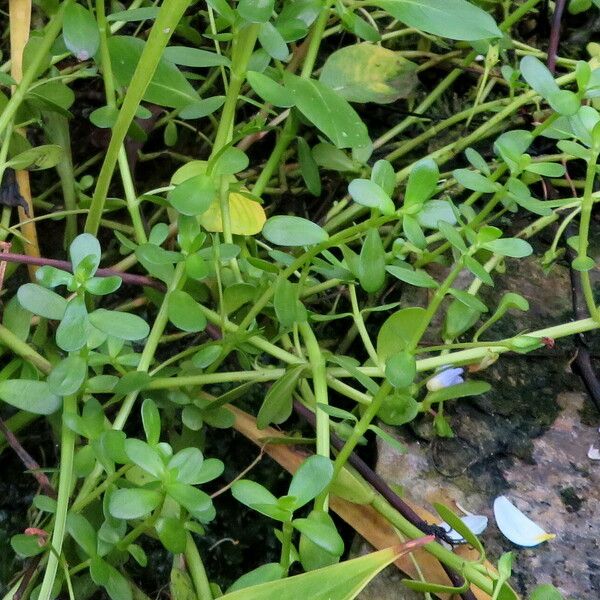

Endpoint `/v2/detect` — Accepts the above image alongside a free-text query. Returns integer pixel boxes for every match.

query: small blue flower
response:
[426,367,464,392]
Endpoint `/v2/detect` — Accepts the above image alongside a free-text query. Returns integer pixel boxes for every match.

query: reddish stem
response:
[0,251,164,289]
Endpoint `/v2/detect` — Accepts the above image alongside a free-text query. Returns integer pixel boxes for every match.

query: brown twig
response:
[0,251,164,289]
[546,0,567,74]
[0,416,56,498]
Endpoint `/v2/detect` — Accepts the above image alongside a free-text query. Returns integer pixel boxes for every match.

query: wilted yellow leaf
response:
[200,191,266,236]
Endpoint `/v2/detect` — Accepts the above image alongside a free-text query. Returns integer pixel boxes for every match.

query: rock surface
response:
[357,257,600,599]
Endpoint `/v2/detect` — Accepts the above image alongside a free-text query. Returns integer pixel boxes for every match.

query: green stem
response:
[299,322,329,510]
[252,116,296,197]
[279,521,294,574]
[409,261,465,348]
[349,285,380,366]
[185,533,213,600]
[211,25,259,154]
[37,394,77,600]
[85,0,192,236]
[329,381,392,483]
[577,151,599,320]
[0,323,52,374]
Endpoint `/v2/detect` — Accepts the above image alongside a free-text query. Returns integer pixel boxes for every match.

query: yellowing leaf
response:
[170,162,266,236]
[200,192,266,236]
[320,44,418,104]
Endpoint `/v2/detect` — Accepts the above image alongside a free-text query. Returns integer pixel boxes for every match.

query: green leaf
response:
[163,46,231,68]
[444,299,481,339]
[125,438,165,478]
[348,179,395,215]
[247,71,295,107]
[17,283,66,319]
[84,276,122,296]
[482,238,533,258]
[166,482,214,521]
[358,230,386,293]
[228,563,285,593]
[520,56,559,102]
[219,545,415,600]
[371,160,396,197]
[319,43,417,104]
[377,307,426,360]
[211,147,249,176]
[448,288,488,313]
[368,424,407,453]
[0,380,61,415]
[283,73,370,149]
[114,372,152,396]
[70,233,101,273]
[257,365,304,428]
[263,216,328,246]
[89,309,150,341]
[426,380,491,404]
[572,255,595,271]
[142,398,161,446]
[524,162,565,177]
[259,22,289,61]
[231,479,279,515]
[11,534,46,557]
[294,512,344,556]
[453,168,499,193]
[385,351,416,388]
[417,200,457,229]
[274,280,307,327]
[402,215,426,249]
[385,264,438,288]
[63,3,100,61]
[107,7,160,22]
[530,584,565,600]
[463,256,493,286]
[48,356,87,396]
[168,290,207,332]
[108,36,200,109]
[167,174,216,216]
[35,265,72,289]
[8,145,64,170]
[109,488,163,520]
[237,0,275,23]
[520,56,579,116]
[312,143,356,172]
[465,147,490,175]
[288,455,334,509]
[378,391,419,426]
[156,517,187,553]
[192,345,222,369]
[434,502,485,557]
[179,96,225,120]
[67,513,97,557]
[93,558,133,600]
[437,221,467,253]
[56,296,89,352]
[298,137,321,196]
[404,159,439,211]
[375,0,502,41]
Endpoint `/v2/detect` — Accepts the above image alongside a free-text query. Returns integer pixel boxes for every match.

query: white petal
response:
[588,445,600,460]
[493,496,555,547]
[440,515,488,542]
